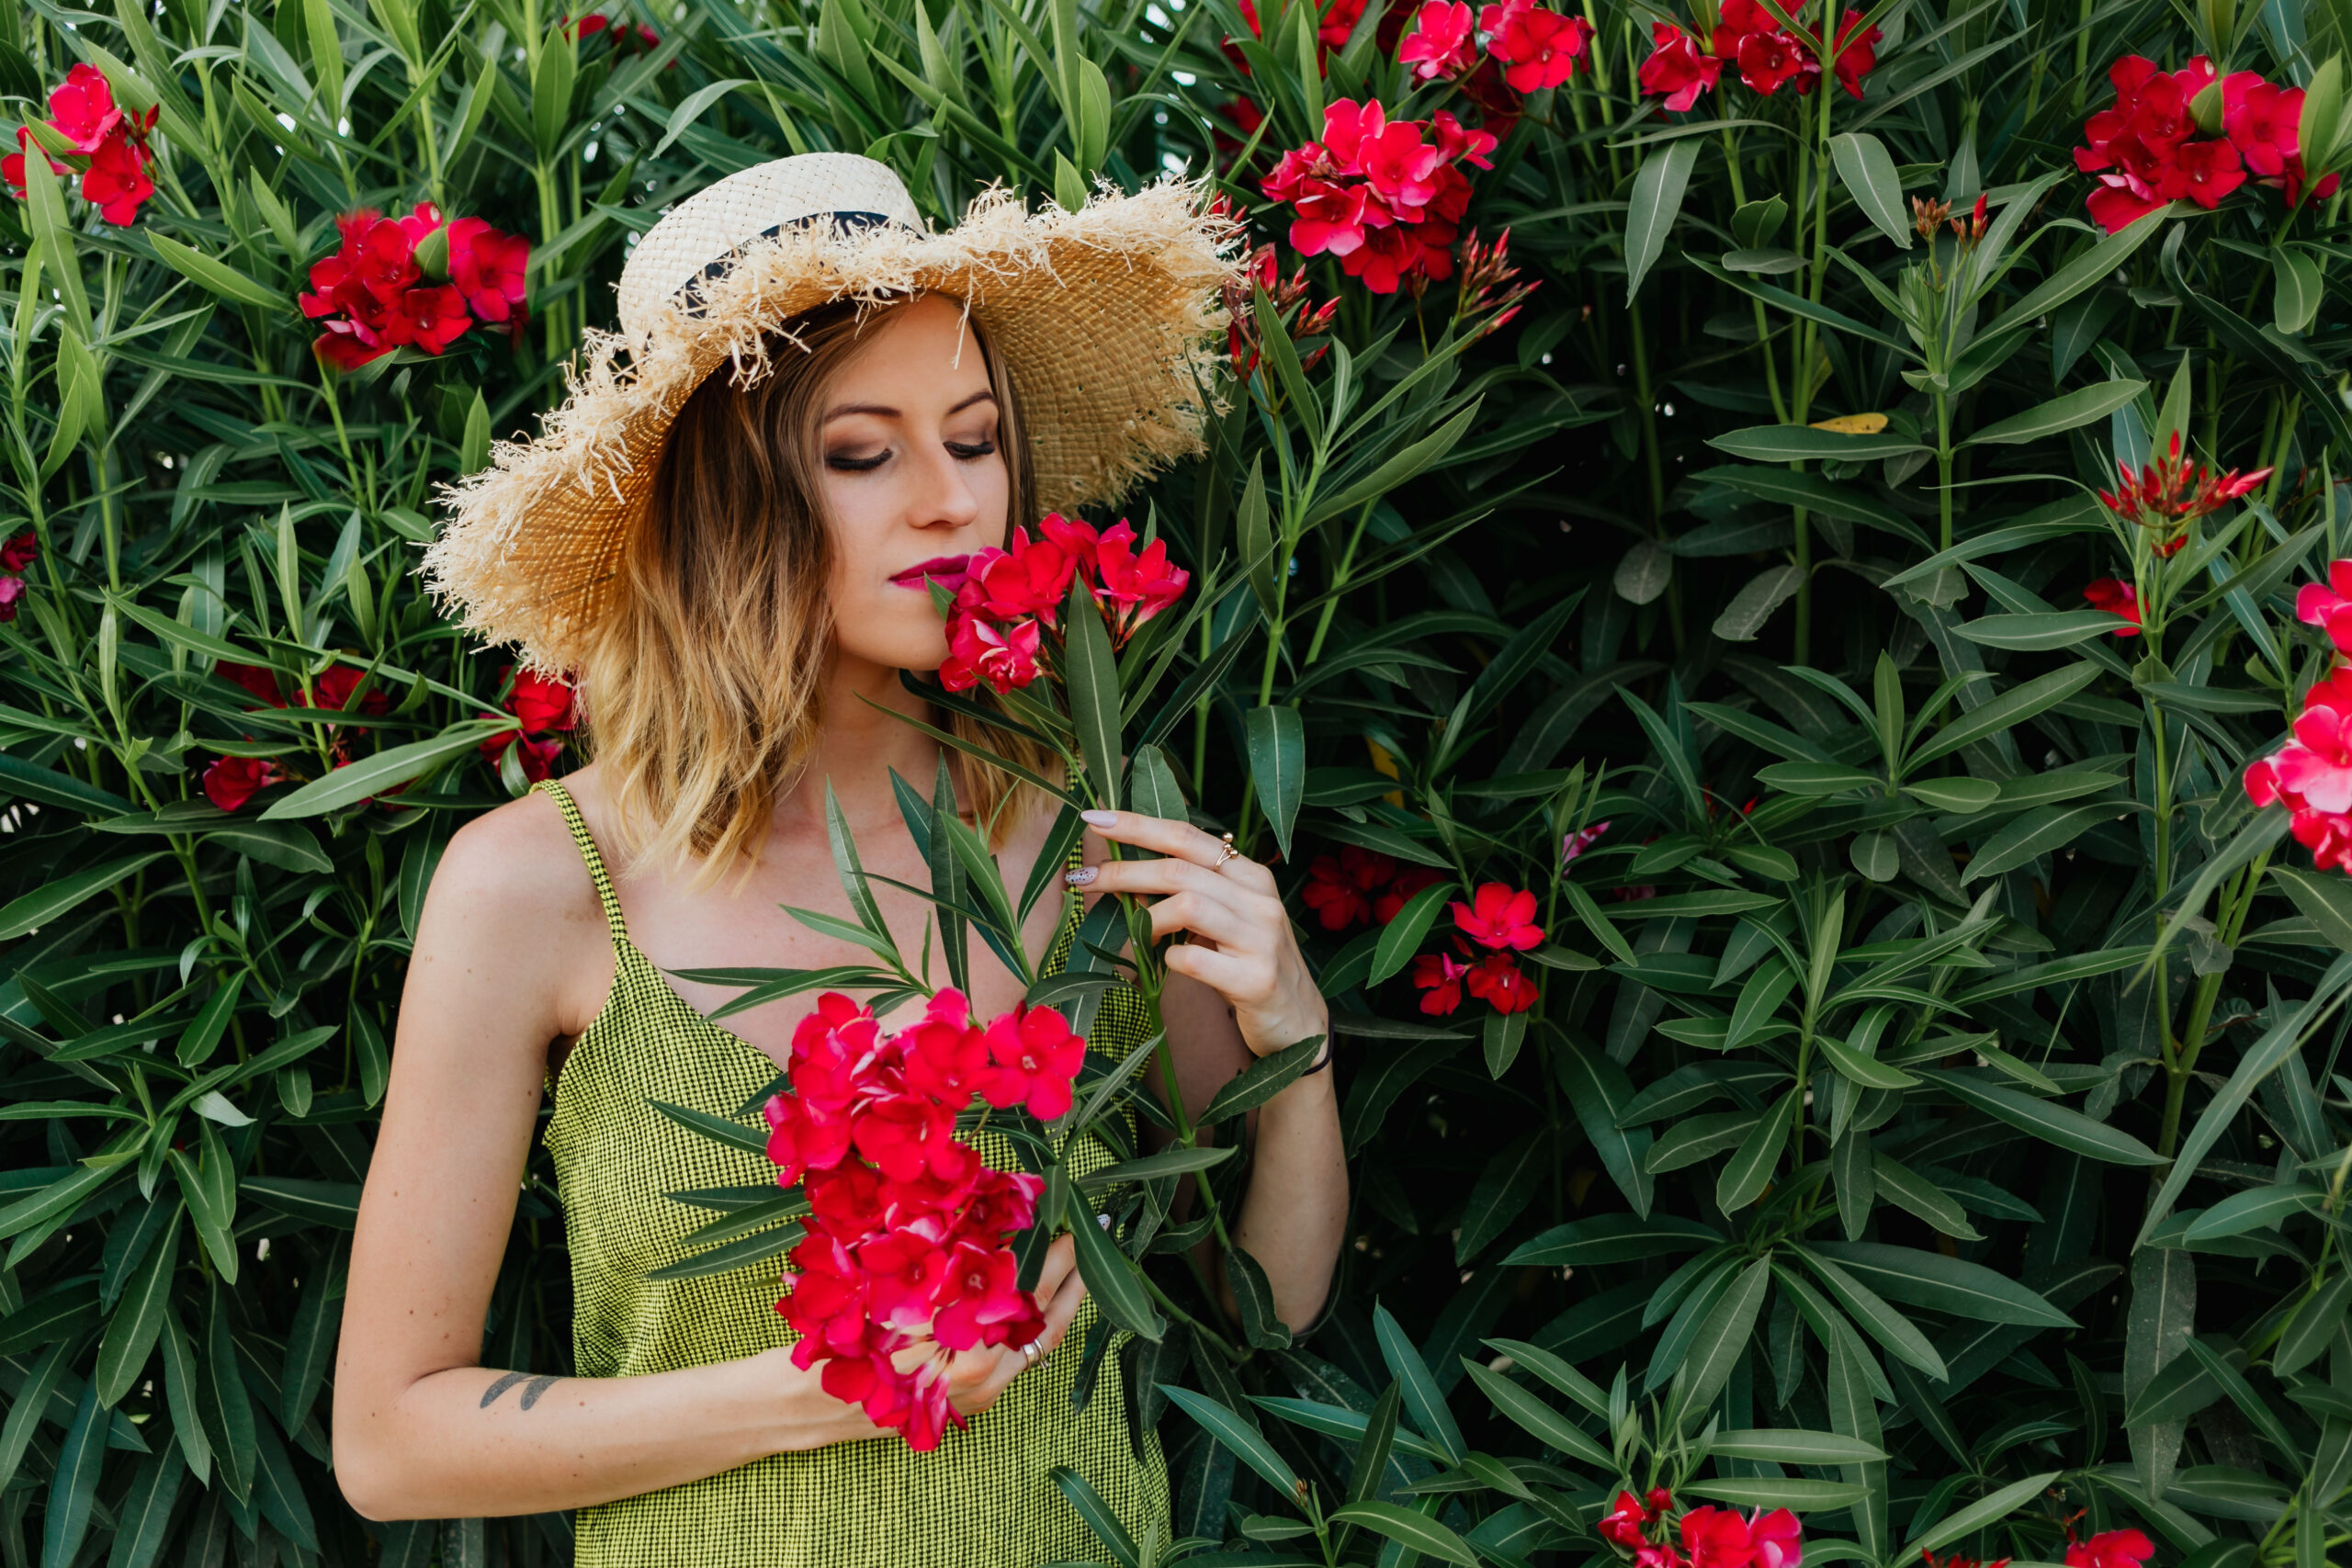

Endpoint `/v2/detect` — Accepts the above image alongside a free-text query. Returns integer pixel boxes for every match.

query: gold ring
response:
[1212,832,1242,871]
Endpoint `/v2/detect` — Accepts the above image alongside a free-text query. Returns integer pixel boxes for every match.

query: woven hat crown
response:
[614,152,928,340]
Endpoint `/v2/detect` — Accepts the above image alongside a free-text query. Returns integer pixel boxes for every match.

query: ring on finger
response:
[1021,1341,1044,1372]
[1211,831,1244,873]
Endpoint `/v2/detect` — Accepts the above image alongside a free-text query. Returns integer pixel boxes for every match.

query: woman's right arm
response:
[333,800,1088,1519]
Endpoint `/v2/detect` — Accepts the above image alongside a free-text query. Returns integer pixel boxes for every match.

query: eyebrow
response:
[822,389,998,423]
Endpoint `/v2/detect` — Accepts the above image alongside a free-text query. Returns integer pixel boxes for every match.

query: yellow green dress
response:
[531,777,1170,1566]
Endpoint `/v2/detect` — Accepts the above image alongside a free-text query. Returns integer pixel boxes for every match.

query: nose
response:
[906,436,981,535]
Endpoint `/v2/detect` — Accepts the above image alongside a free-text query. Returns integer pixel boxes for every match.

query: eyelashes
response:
[825,440,998,473]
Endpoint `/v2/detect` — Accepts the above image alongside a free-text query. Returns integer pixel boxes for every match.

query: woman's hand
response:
[1069,809,1329,1059]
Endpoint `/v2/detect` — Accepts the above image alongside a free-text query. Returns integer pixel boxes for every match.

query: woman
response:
[337,152,1350,1563]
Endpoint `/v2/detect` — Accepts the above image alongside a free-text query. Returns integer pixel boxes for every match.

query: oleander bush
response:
[3,0,2352,1557]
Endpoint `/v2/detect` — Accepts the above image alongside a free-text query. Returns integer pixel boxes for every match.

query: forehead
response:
[832,295,993,397]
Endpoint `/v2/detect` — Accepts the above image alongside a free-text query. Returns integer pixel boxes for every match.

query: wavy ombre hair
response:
[572,292,1057,888]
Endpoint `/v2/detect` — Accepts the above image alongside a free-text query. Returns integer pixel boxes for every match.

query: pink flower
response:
[1638,24,1724,110]
[1452,883,1544,949]
[0,574,24,625]
[1400,1,1477,78]
[1091,522,1191,639]
[978,1004,1088,1119]
[1736,28,1816,95]
[1481,0,1595,92]
[1563,820,1610,866]
[2299,559,2352,652]
[931,1241,1042,1350]
[938,611,1043,694]
[1600,1492,1652,1550]
[963,527,1078,622]
[46,64,122,152]
[2083,578,2143,637]
[2247,667,2352,872]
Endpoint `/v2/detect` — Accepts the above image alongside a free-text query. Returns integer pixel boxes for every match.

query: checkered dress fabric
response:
[531,778,1170,1566]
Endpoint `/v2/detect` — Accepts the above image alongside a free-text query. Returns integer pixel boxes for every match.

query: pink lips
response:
[890,554,972,592]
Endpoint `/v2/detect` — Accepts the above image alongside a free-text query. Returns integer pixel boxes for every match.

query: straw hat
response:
[420,152,1247,674]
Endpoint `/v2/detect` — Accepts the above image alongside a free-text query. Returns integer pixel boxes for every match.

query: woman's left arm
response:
[1071,809,1350,1332]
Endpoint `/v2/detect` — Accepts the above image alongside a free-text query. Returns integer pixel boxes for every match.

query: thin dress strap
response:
[533,778,629,947]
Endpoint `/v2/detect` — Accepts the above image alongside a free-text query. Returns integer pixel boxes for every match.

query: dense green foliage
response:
[4,0,2352,1558]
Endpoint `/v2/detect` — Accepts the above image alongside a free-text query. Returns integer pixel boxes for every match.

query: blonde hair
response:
[573,292,1057,890]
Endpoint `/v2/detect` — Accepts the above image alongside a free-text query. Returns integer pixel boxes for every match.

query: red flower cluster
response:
[1399,0,1593,92]
[2098,430,2270,556]
[2076,57,2340,231]
[4,65,159,225]
[2245,560,2352,873]
[764,989,1085,1449]
[0,529,36,625]
[1639,2,1879,111]
[202,660,392,811]
[1301,847,1445,931]
[2082,578,2143,636]
[1600,1488,1804,1568]
[938,514,1189,694]
[300,203,531,371]
[2064,1531,2153,1568]
[1412,882,1544,1015]
[1261,99,1498,293]
[480,665,577,784]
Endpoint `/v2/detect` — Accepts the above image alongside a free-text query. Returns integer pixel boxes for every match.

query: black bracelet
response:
[1299,1036,1335,1076]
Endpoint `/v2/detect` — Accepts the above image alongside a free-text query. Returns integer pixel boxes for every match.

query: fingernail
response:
[1064,865,1098,886]
[1080,808,1117,827]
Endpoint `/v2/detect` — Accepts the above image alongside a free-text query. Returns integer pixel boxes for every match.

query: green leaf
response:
[1076,1145,1235,1190]
[1374,1303,1466,1462]
[1064,573,1123,811]
[1069,1184,1162,1341]
[1462,1359,1613,1470]
[822,783,889,942]
[1919,1069,2164,1166]
[2278,1272,2352,1378]
[1504,1213,1722,1266]
[1758,761,1881,795]
[1328,1502,1478,1565]
[646,1099,766,1158]
[1555,1045,1656,1217]
[1369,880,1458,986]
[1811,1240,2075,1325]
[2274,245,2324,334]
[1201,1035,1325,1124]
[1905,1472,2064,1555]
[1227,1243,1292,1349]
[1245,705,1305,859]
[1709,1428,1888,1463]
[2272,865,2352,952]
[1674,1257,1772,1413]
[43,1378,107,1567]
[1909,661,2102,769]
[144,233,286,310]
[645,1221,804,1281]
[0,853,170,941]
[1048,1465,1141,1568]
[1717,1093,1793,1213]
[1953,612,2137,650]
[1710,424,1927,461]
[650,77,749,158]
[240,1176,361,1228]
[1624,138,1702,301]
[2182,1183,2322,1242]
[95,1208,178,1406]
[259,720,514,818]
[1829,131,1913,248]
[1159,1384,1298,1494]
[1964,380,2145,446]
[1680,1478,1871,1510]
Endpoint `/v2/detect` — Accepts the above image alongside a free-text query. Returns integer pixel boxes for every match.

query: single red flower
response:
[1480,0,1595,93]
[1748,1510,1803,1568]
[1600,1491,1651,1550]
[1091,522,1190,640]
[1680,1506,1758,1568]
[2083,578,2143,637]
[506,667,577,732]
[1736,28,1816,95]
[962,527,1077,622]
[2298,558,2352,653]
[1303,846,1397,930]
[977,1003,1088,1119]
[1637,24,1723,110]
[2165,135,2245,207]
[447,216,531,323]
[48,65,124,152]
[2248,667,2352,872]
[382,283,473,354]
[938,610,1043,694]
[0,529,38,576]
[1375,863,1446,924]
[930,1240,1039,1350]
[201,754,285,812]
[1828,9,1881,96]
[1465,951,1538,1012]
[2222,70,2300,175]
[1399,0,1476,79]
[80,131,153,225]
[1412,950,1468,1014]
[1452,882,1544,949]
[2064,1531,2153,1568]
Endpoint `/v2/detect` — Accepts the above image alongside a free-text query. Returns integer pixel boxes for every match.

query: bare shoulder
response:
[403,774,611,1043]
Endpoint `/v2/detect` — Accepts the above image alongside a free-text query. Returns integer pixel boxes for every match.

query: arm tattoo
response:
[479,1371,562,1410]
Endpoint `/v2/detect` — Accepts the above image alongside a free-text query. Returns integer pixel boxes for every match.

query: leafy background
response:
[2,0,2351,1559]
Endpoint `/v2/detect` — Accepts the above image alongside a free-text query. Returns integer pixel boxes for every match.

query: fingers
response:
[1081,809,1274,889]
[1033,1232,1079,1299]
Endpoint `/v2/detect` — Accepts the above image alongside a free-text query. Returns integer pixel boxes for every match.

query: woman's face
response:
[818,293,1011,677]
